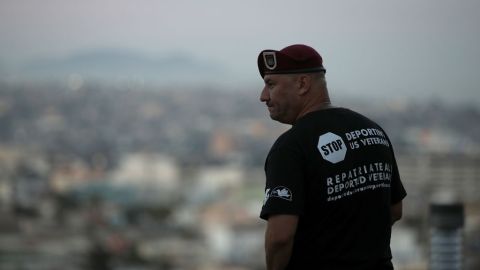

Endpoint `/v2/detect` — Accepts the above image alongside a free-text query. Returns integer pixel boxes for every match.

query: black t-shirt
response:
[260,108,406,270]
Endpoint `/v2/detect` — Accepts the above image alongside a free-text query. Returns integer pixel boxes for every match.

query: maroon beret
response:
[257,44,326,78]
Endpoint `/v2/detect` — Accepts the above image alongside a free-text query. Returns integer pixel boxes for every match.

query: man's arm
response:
[391,200,403,225]
[265,214,298,270]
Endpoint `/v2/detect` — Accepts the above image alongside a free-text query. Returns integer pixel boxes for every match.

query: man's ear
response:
[297,75,312,96]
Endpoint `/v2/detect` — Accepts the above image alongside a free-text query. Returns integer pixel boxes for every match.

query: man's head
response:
[257,44,329,125]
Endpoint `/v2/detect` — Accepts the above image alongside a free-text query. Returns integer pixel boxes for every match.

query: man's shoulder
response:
[271,128,298,150]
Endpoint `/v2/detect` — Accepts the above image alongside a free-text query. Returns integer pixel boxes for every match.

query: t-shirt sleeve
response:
[260,144,306,220]
[390,148,406,204]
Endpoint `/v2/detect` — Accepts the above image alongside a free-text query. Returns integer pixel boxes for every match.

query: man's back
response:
[260,108,406,269]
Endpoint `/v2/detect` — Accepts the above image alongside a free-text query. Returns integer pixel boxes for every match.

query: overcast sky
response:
[1,0,479,103]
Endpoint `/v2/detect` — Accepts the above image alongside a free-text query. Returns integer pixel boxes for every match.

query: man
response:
[257,44,406,270]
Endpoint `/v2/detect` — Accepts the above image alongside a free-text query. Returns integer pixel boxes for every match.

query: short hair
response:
[290,72,327,90]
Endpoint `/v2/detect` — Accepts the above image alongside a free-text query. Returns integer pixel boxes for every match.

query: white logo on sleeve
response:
[271,186,293,201]
[318,132,347,164]
[263,186,293,205]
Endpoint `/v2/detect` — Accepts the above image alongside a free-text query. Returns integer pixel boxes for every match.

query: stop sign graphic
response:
[318,132,347,164]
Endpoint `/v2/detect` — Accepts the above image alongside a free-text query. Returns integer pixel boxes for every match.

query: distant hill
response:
[17,49,227,84]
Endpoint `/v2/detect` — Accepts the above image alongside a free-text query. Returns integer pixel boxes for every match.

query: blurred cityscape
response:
[0,80,479,270]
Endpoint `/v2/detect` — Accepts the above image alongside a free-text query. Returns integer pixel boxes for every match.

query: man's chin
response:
[269,113,284,123]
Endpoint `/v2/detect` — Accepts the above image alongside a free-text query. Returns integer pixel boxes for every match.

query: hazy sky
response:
[1,0,479,103]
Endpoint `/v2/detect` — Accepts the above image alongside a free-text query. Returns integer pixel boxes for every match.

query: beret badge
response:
[263,52,277,70]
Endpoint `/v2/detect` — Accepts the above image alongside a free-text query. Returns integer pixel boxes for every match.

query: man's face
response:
[259,74,300,124]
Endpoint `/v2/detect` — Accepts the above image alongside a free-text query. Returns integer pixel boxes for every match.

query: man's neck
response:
[295,101,333,122]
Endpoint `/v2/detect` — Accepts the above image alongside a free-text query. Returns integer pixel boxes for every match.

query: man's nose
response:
[259,87,269,102]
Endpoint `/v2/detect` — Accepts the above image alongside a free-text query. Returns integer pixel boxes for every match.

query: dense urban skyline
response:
[0,83,479,269]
